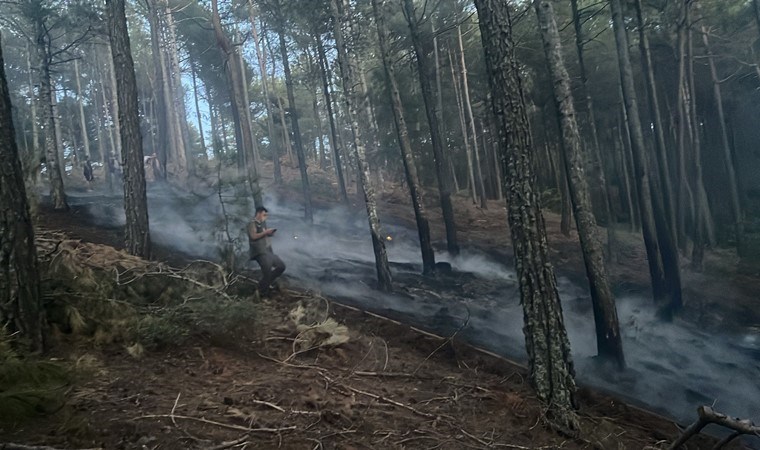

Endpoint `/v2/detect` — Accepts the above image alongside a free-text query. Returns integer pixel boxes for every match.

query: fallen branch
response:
[0,445,101,450]
[411,307,470,376]
[321,374,443,421]
[134,414,296,434]
[668,405,759,450]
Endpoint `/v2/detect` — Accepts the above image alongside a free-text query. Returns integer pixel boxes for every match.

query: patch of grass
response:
[0,329,70,422]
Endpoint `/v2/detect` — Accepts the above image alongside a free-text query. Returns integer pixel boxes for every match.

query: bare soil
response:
[2,165,756,449]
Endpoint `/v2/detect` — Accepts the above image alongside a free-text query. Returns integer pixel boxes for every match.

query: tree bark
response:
[372,0,436,275]
[331,0,392,292]
[106,0,151,258]
[534,0,624,368]
[474,0,578,432]
[610,0,680,317]
[274,8,314,224]
[34,17,67,210]
[402,0,459,256]
[0,34,44,351]
[316,32,349,204]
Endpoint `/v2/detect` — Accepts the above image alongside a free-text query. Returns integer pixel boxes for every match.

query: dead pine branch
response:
[668,405,759,449]
[134,414,297,434]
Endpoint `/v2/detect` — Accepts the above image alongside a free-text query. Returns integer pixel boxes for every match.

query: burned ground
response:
[0,194,751,449]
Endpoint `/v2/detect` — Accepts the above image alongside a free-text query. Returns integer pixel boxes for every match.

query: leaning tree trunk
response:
[332,0,392,292]
[372,0,435,275]
[163,1,192,178]
[0,34,44,351]
[210,0,263,209]
[34,18,68,210]
[535,0,624,368]
[449,47,477,205]
[570,0,616,260]
[402,0,459,256]
[458,25,487,210]
[316,32,349,204]
[610,0,681,318]
[474,0,578,432]
[275,10,313,224]
[701,27,744,255]
[107,0,151,258]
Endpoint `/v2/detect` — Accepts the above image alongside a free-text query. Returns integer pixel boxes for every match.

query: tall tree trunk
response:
[147,0,169,177]
[74,59,91,161]
[448,47,477,204]
[34,18,67,210]
[0,34,44,351]
[458,25,487,209]
[236,30,260,168]
[474,0,578,432]
[25,43,41,185]
[275,9,314,224]
[248,5,282,184]
[332,0,392,291]
[277,96,294,166]
[107,0,151,258]
[190,60,207,158]
[307,48,328,170]
[701,27,744,255]
[633,0,676,236]
[316,32,349,203]
[570,0,615,260]
[535,0,624,367]
[402,0,459,256]
[210,0,263,209]
[106,43,123,162]
[610,0,681,318]
[372,0,435,275]
[684,2,713,269]
[163,1,192,178]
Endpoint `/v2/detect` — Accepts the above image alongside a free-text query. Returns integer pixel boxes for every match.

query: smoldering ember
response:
[1,1,759,449]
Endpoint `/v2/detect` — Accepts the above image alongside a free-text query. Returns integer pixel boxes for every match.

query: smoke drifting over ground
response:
[73,189,759,447]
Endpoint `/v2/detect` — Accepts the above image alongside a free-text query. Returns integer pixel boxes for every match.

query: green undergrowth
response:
[0,329,70,422]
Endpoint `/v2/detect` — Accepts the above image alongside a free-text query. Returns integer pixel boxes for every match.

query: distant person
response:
[248,206,286,296]
[83,158,94,182]
[144,152,161,183]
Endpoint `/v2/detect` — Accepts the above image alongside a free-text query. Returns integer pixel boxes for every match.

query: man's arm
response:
[247,222,273,241]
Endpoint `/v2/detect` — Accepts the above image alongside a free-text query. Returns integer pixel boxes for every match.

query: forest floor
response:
[1,163,757,449]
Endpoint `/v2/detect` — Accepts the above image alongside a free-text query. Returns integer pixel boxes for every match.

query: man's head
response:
[255,206,269,221]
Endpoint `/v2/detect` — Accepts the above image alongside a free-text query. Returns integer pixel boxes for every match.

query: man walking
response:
[248,206,286,296]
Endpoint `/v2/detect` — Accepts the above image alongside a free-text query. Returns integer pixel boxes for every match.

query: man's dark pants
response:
[253,251,286,294]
